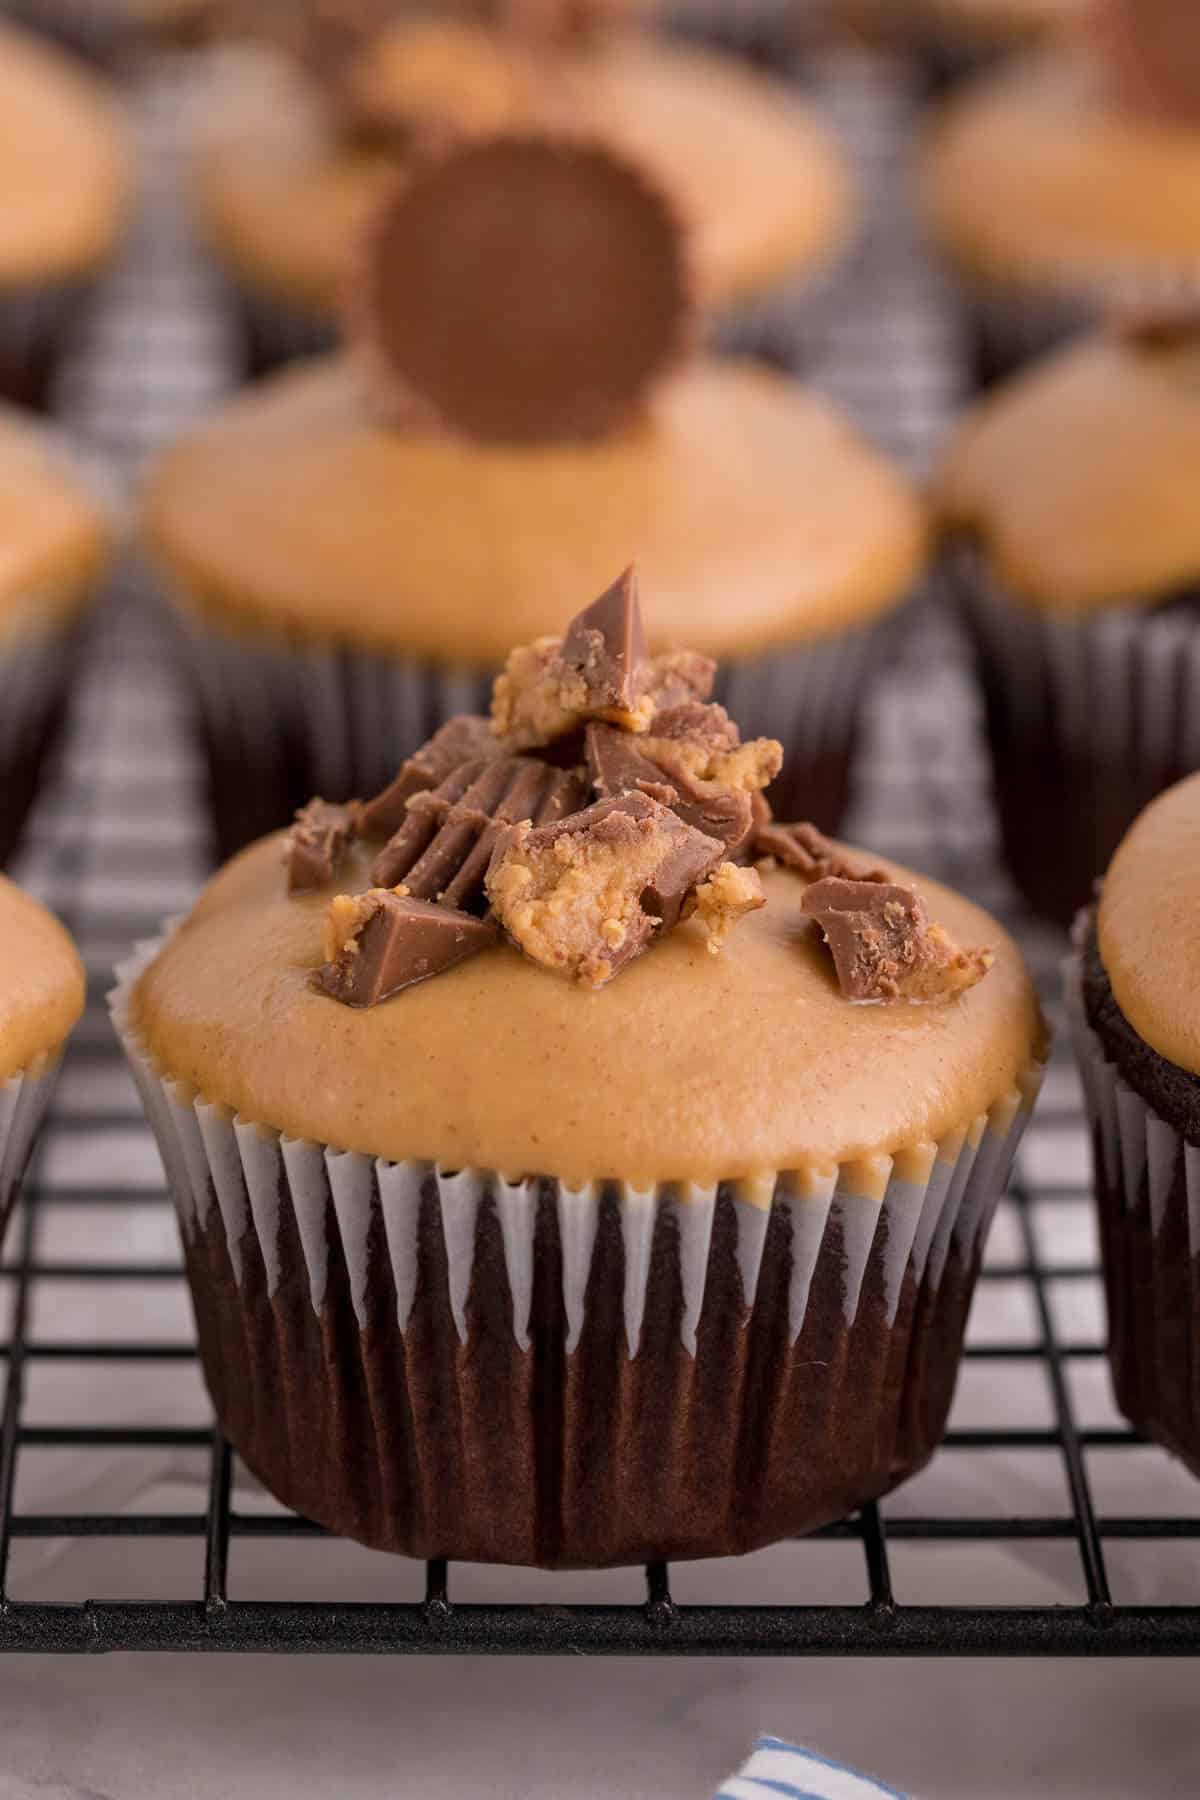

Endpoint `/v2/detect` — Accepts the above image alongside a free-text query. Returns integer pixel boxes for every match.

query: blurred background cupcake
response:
[113,580,1045,1565]
[937,314,1200,927]
[194,0,854,372]
[145,133,925,858]
[923,0,1200,383]
[1067,773,1200,1479]
[0,407,113,868]
[0,877,84,1249]
[0,21,130,409]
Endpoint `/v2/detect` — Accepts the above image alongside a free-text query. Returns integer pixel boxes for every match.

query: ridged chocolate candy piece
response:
[561,566,649,718]
[585,723,754,855]
[285,799,356,894]
[317,889,496,1006]
[753,818,887,884]
[351,135,693,443]
[356,715,499,840]
[372,754,587,906]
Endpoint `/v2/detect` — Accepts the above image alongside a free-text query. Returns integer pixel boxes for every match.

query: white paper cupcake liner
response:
[953,542,1200,920]
[0,1054,64,1247]
[164,575,895,849]
[1065,937,1200,1473]
[111,926,1042,1564]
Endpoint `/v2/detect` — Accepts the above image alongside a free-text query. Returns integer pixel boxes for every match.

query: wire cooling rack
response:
[2,47,1198,1658]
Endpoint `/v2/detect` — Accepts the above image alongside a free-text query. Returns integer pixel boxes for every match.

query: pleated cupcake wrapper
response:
[0,279,93,408]
[953,542,1200,919]
[959,260,1200,383]
[1064,940,1200,1473]
[111,928,1042,1564]
[0,1054,64,1248]
[165,571,890,833]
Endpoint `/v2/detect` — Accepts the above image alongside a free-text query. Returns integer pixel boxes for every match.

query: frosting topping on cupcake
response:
[350,135,693,442]
[284,569,992,1002]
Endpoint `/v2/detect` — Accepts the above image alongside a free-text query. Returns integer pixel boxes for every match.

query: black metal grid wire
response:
[0,47,1198,1657]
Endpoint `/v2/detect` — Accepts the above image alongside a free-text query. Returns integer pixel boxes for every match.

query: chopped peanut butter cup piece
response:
[355,715,499,840]
[636,702,782,796]
[586,723,755,855]
[372,753,587,906]
[317,888,496,1006]
[486,790,722,986]
[691,861,765,954]
[802,876,992,1004]
[492,568,713,750]
[753,819,887,884]
[350,135,693,444]
[285,799,356,893]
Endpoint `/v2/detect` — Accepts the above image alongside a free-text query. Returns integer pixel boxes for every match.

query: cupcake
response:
[0,407,112,866]
[937,318,1200,927]
[923,0,1200,382]
[112,573,1045,1565]
[0,23,129,408]
[0,878,84,1246]
[196,1,852,370]
[1067,772,1200,1478]
[146,134,925,860]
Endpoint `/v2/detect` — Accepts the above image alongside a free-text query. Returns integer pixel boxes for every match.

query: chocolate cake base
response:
[179,1174,987,1567]
[1080,922,1200,1477]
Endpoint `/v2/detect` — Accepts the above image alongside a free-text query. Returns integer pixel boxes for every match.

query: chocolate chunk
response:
[645,650,716,712]
[753,819,888,884]
[372,754,587,907]
[349,135,693,444]
[355,715,499,840]
[486,790,723,986]
[285,799,355,893]
[560,566,649,718]
[317,888,496,1007]
[802,877,992,1004]
[585,722,753,854]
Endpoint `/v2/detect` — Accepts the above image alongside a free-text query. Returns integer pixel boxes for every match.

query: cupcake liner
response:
[0,279,94,412]
[959,265,1200,388]
[0,609,84,867]
[166,577,893,856]
[1065,940,1200,1476]
[111,928,1042,1566]
[0,1054,65,1248]
[229,282,338,380]
[952,541,1200,925]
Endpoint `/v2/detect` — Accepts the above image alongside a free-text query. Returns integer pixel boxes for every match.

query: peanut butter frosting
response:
[131,836,1040,1185]
[145,357,925,659]
[197,30,850,314]
[0,412,111,637]
[0,24,130,287]
[0,878,85,1083]
[936,333,1200,611]
[1098,772,1200,1080]
[924,54,1200,289]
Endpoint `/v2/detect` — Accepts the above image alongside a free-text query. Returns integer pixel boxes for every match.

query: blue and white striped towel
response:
[717,1737,909,1800]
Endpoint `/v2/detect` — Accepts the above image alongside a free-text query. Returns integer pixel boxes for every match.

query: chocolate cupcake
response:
[196,0,852,371]
[0,877,84,1246]
[0,407,112,866]
[0,23,129,408]
[146,134,924,860]
[937,320,1200,926]
[1067,772,1200,1478]
[112,575,1045,1566]
[923,0,1200,383]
